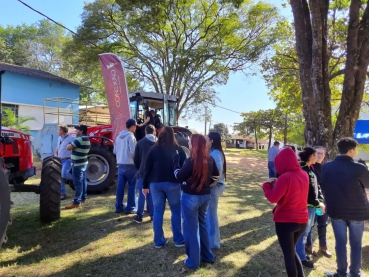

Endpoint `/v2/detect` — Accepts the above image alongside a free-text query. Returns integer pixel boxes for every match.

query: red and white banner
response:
[98,53,131,140]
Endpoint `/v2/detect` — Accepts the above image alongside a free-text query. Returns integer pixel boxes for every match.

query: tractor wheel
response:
[86,144,116,194]
[40,156,62,223]
[181,146,190,158]
[0,160,11,249]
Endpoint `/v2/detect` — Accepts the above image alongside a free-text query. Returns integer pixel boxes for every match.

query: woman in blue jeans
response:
[142,126,186,248]
[205,132,226,249]
[173,134,220,269]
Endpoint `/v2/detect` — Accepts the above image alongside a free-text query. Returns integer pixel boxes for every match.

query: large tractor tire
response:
[0,159,11,249]
[40,156,62,223]
[85,144,116,194]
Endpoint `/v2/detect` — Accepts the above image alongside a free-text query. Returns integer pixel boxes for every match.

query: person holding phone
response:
[262,147,309,277]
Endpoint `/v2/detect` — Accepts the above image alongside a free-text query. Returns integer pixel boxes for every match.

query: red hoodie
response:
[262,147,309,223]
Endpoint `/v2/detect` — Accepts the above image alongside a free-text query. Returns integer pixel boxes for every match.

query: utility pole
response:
[204,106,207,135]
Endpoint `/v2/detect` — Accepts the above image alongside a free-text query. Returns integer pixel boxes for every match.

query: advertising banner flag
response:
[98,53,131,140]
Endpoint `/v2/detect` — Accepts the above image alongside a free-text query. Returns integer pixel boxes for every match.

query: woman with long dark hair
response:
[205,132,226,249]
[173,134,220,269]
[295,147,325,269]
[142,126,186,248]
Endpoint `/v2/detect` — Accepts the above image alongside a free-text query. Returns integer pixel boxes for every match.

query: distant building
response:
[0,62,80,138]
[227,135,268,149]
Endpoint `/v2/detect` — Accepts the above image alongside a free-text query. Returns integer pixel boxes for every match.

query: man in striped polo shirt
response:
[65,125,91,209]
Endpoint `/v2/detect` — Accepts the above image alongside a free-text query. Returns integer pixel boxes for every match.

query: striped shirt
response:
[71,136,91,166]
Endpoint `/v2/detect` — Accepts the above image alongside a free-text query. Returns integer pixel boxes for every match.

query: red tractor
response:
[0,71,62,249]
[65,90,191,193]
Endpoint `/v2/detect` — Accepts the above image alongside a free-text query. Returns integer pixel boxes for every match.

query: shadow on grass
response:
[0,201,145,267]
[363,245,369,270]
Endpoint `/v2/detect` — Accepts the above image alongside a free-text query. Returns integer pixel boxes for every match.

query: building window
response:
[1,103,19,117]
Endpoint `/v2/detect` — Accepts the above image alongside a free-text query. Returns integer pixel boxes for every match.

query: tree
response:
[287,0,369,156]
[1,108,36,134]
[234,108,285,149]
[69,0,280,116]
[209,123,231,142]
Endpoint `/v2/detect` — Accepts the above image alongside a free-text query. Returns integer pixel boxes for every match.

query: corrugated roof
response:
[0,62,79,86]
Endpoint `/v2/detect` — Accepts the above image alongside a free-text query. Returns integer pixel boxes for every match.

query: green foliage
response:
[1,108,36,134]
[209,123,232,142]
[69,0,280,116]
[234,108,285,148]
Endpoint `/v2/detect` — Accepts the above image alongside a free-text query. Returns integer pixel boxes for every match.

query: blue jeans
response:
[206,183,225,249]
[331,219,365,277]
[61,159,72,195]
[306,212,329,248]
[268,161,276,178]
[182,192,214,269]
[72,165,87,205]
[150,182,184,247]
[136,178,153,218]
[115,165,137,213]
[296,207,316,261]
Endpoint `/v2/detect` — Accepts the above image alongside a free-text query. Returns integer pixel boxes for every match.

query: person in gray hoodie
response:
[133,124,156,223]
[114,119,137,214]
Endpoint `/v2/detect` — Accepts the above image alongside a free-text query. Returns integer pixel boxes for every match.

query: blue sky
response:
[0,0,292,133]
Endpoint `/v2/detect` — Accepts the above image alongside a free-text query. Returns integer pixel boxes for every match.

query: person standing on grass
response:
[173,134,219,269]
[65,125,91,209]
[295,147,325,269]
[305,146,332,258]
[205,132,226,250]
[114,119,138,214]
[142,126,186,249]
[54,124,75,200]
[132,124,156,223]
[321,137,369,277]
[262,147,309,277]
[267,141,280,178]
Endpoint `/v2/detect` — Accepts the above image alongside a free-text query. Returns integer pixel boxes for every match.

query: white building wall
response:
[18,104,74,130]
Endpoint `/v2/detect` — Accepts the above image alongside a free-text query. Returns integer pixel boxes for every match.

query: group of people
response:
[54,124,91,209]
[113,119,227,269]
[264,138,369,277]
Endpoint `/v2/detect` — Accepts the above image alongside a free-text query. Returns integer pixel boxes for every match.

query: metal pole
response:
[204,107,207,136]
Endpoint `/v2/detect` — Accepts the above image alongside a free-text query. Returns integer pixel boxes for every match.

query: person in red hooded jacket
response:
[262,147,309,277]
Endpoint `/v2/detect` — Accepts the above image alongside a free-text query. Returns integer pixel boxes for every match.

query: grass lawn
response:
[0,152,368,277]
[225,148,268,159]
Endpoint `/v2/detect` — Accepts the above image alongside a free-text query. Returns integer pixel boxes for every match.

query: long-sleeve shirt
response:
[173,156,219,195]
[210,149,225,185]
[143,144,186,189]
[262,147,309,223]
[113,130,137,165]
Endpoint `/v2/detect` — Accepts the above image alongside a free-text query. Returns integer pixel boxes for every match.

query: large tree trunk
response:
[333,0,369,143]
[290,0,369,159]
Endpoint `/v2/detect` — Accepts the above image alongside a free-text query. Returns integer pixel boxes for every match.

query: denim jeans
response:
[182,192,214,269]
[136,178,153,218]
[331,219,365,277]
[61,159,72,195]
[296,207,316,261]
[306,212,329,248]
[206,183,225,249]
[268,161,276,178]
[150,182,184,247]
[115,165,137,213]
[72,164,87,205]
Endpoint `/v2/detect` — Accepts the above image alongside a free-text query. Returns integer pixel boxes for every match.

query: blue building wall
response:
[2,71,79,107]
[1,71,80,125]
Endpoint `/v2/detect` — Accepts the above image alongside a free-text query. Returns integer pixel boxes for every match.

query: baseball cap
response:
[75,125,88,134]
[126,119,137,129]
